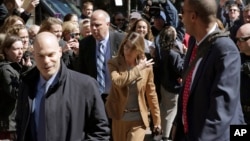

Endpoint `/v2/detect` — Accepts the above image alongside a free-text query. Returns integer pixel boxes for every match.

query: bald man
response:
[236,23,250,124]
[78,9,125,100]
[16,32,110,141]
[174,0,245,140]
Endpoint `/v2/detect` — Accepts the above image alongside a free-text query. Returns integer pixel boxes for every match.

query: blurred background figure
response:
[61,21,80,70]
[243,3,250,23]
[39,17,63,43]
[112,12,127,32]
[128,18,155,59]
[236,23,250,124]
[125,11,142,32]
[80,1,94,19]
[0,15,24,33]
[156,26,185,141]
[0,35,32,140]
[7,24,31,51]
[79,18,91,39]
[28,24,40,45]
[63,13,79,23]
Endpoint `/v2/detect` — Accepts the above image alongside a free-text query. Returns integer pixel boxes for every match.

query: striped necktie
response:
[97,43,105,94]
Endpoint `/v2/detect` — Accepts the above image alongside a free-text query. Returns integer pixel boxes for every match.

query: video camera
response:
[148,0,167,17]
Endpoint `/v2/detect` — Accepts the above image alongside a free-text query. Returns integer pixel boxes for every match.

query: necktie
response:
[97,43,105,94]
[35,82,46,141]
[182,44,198,133]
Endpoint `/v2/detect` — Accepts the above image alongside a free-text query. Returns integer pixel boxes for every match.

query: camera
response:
[22,51,32,61]
[148,0,167,17]
[70,33,76,39]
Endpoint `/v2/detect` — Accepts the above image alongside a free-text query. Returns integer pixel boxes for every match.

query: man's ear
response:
[191,12,198,21]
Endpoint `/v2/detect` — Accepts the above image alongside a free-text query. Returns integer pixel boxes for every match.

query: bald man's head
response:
[236,23,250,56]
[33,32,62,80]
[237,23,250,36]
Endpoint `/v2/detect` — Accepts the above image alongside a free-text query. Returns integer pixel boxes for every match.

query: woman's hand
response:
[22,56,32,67]
[137,58,154,70]
[63,39,79,55]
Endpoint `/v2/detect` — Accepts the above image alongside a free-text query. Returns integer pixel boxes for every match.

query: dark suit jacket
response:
[77,31,125,79]
[174,34,245,141]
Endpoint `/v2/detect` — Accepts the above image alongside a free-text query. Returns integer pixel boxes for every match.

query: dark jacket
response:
[156,40,185,93]
[240,53,250,124]
[77,31,125,79]
[174,31,245,141]
[16,62,110,141]
[0,61,22,131]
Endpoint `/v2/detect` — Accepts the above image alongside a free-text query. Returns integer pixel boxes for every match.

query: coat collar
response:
[23,61,67,99]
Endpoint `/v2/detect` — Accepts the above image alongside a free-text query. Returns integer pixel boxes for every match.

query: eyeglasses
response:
[236,36,250,42]
[229,9,239,12]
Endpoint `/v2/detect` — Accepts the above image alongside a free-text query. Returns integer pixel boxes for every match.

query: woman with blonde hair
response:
[105,32,161,141]
[61,21,80,69]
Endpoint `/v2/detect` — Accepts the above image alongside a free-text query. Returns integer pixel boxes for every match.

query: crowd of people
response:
[0,0,250,141]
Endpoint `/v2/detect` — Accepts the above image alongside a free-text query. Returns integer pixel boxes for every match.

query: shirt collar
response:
[96,33,109,46]
[39,71,59,92]
[197,23,217,45]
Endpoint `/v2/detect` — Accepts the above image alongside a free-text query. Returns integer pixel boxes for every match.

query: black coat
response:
[77,31,125,79]
[16,62,110,141]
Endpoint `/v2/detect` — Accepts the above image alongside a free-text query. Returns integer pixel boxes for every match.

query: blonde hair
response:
[62,21,79,37]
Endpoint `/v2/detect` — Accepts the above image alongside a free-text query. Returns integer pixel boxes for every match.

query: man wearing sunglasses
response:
[217,0,244,43]
[236,23,250,125]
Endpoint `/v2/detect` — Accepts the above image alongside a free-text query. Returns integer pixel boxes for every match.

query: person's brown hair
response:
[39,17,63,33]
[117,32,145,59]
[0,35,22,58]
[6,24,27,36]
[129,18,154,41]
[0,15,24,33]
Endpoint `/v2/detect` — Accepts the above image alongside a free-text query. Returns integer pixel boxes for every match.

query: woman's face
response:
[64,29,81,41]
[135,21,148,38]
[18,28,29,49]
[123,41,138,60]
[5,40,23,62]
[70,15,79,23]
[50,24,62,41]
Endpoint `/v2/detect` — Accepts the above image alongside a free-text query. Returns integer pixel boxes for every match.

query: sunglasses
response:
[236,36,250,42]
[70,33,80,38]
[229,9,239,12]
[116,19,125,21]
